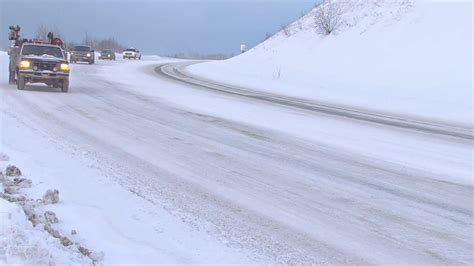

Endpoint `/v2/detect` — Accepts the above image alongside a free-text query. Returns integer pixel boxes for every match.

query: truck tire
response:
[61,80,69,93]
[8,69,15,84]
[17,75,25,90]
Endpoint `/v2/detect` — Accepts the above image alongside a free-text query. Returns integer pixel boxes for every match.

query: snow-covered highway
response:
[1,55,472,264]
[160,62,474,140]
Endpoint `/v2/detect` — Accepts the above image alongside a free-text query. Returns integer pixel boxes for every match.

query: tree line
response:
[34,24,126,52]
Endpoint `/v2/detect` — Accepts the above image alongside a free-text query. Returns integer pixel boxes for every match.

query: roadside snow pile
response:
[188,0,472,126]
[0,164,102,264]
[0,200,89,264]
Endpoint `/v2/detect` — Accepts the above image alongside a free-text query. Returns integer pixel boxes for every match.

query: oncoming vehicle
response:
[99,49,116,60]
[14,43,70,92]
[70,45,95,64]
[123,48,141,60]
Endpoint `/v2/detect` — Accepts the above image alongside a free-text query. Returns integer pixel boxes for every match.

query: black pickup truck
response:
[10,43,70,92]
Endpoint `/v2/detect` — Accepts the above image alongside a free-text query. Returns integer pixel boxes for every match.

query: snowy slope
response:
[188,0,472,126]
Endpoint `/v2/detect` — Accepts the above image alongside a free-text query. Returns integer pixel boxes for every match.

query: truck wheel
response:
[8,69,15,84]
[61,80,69,93]
[17,75,25,90]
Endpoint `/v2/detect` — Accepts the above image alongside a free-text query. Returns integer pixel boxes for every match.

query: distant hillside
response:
[188,0,472,126]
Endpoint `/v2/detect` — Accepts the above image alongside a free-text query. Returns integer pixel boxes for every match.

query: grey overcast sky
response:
[0,0,317,54]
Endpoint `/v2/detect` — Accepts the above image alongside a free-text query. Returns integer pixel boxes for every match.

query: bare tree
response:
[95,37,125,52]
[314,0,344,35]
[50,25,63,39]
[281,24,291,37]
[263,32,273,41]
[34,24,49,40]
[297,21,303,30]
[83,31,93,47]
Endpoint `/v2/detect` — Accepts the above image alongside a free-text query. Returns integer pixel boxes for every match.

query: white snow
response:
[0,55,253,264]
[188,0,473,127]
[0,1,472,264]
[0,197,89,264]
[94,56,473,187]
[0,50,472,264]
[0,102,251,264]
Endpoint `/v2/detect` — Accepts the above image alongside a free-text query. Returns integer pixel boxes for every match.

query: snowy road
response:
[1,56,472,264]
[160,62,474,140]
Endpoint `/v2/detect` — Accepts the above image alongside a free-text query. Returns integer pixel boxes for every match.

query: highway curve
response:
[157,62,474,140]
[1,58,472,264]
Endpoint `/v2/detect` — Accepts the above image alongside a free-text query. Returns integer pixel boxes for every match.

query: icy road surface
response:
[0,56,472,264]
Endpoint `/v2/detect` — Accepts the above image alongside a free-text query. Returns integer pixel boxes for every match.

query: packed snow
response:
[0,0,472,264]
[188,0,472,126]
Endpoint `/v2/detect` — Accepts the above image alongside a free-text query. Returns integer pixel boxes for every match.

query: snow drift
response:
[188,0,472,126]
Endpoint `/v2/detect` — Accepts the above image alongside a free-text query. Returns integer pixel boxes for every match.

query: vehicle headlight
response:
[107,54,110,57]
[87,53,91,57]
[71,52,74,55]
[19,60,31,68]
[60,63,70,71]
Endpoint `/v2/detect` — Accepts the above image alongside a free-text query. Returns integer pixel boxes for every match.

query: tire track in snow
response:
[1,61,472,264]
[157,62,474,141]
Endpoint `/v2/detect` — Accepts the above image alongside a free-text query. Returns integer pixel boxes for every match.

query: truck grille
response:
[33,61,57,71]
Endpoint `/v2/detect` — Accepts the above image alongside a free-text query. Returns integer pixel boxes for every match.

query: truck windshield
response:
[74,46,91,51]
[21,45,64,58]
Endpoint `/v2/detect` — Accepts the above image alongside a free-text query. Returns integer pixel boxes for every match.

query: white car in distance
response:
[122,48,142,60]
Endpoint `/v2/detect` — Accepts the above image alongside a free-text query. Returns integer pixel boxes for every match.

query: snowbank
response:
[0,198,89,264]
[188,0,472,126]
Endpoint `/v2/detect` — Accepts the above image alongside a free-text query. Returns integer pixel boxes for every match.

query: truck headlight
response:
[19,60,31,69]
[86,53,91,57]
[60,63,70,71]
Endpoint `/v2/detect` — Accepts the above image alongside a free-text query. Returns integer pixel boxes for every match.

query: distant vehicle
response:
[70,45,95,64]
[12,43,70,92]
[123,48,141,60]
[99,49,116,60]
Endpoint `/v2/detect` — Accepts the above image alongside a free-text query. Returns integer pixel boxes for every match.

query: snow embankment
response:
[188,0,472,126]
[0,164,93,264]
[0,199,89,264]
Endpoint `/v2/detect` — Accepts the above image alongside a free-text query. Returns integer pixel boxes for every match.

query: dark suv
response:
[99,49,116,60]
[70,45,95,64]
